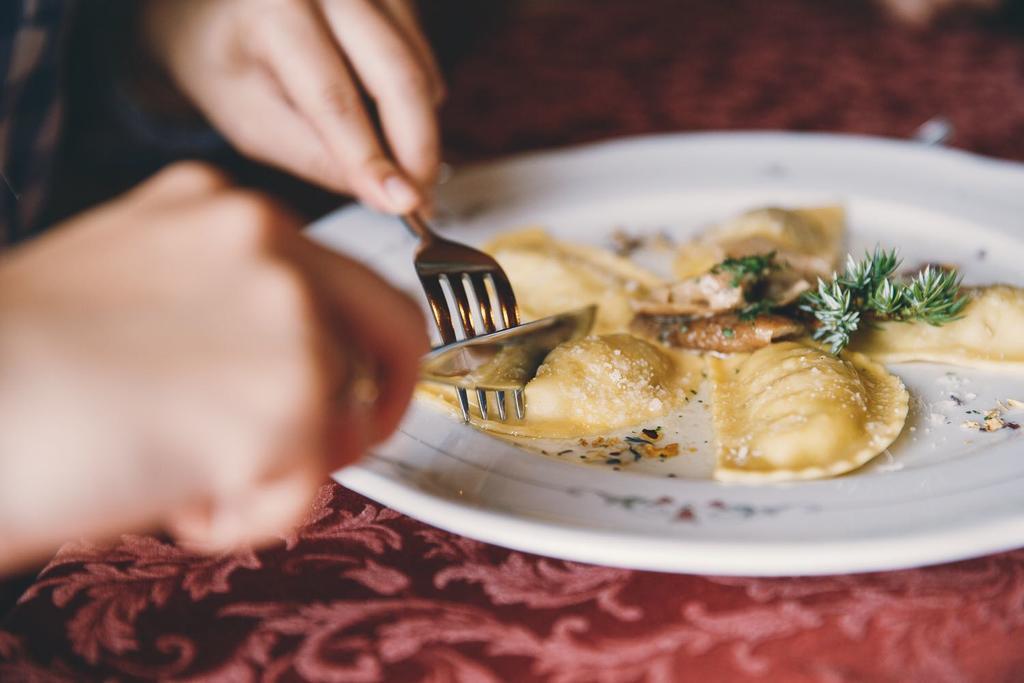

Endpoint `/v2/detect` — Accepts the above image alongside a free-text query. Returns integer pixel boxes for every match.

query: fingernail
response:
[384,175,419,213]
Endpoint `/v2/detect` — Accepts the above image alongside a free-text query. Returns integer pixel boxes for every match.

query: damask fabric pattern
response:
[5,0,1024,680]
[2,484,1024,682]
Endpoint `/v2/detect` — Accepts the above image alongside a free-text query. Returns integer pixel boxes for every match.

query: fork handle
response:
[401,212,435,241]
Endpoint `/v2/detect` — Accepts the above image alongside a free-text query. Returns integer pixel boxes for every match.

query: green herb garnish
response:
[722,327,736,339]
[712,251,779,287]
[901,266,968,325]
[800,248,966,354]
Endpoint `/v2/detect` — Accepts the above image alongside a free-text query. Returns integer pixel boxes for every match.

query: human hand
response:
[141,0,444,214]
[0,162,428,572]
[876,0,1001,25]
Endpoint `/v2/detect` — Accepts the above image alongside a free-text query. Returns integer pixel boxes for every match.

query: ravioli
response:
[485,228,663,334]
[709,341,908,482]
[850,286,1024,371]
[674,206,845,279]
[419,333,701,438]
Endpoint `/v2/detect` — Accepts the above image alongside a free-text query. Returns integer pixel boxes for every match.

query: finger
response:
[249,4,422,213]
[130,161,233,207]
[167,461,321,551]
[320,0,441,188]
[377,0,446,104]
[204,72,354,195]
[289,237,428,443]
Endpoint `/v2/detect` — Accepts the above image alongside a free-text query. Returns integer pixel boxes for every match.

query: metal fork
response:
[402,211,524,422]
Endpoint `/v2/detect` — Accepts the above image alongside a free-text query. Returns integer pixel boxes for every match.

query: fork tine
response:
[488,273,521,328]
[469,273,496,332]
[486,273,519,420]
[449,274,494,420]
[495,390,508,420]
[513,389,526,420]
[476,390,489,420]
[419,274,470,421]
[419,275,458,342]
[448,274,476,338]
[466,273,499,421]
[455,387,471,422]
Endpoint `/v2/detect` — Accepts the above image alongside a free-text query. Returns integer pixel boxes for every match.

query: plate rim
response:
[335,463,1024,576]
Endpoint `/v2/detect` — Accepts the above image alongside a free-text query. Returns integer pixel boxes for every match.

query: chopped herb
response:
[722,327,735,339]
[642,427,662,440]
[606,457,622,466]
[712,251,779,287]
[625,435,650,444]
[557,449,573,455]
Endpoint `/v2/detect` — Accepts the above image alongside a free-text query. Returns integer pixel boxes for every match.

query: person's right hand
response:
[141,0,444,214]
[0,162,428,572]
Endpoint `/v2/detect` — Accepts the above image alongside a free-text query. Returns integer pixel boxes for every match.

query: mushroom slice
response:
[630,312,804,353]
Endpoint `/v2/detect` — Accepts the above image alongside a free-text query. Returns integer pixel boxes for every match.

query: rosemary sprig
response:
[800,248,966,354]
[901,266,968,325]
[866,278,904,317]
[800,278,862,354]
[836,247,900,294]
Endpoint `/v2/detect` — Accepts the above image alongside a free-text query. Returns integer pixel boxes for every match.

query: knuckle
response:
[154,161,231,194]
[320,81,360,118]
[212,192,288,249]
[163,160,227,184]
[388,66,431,100]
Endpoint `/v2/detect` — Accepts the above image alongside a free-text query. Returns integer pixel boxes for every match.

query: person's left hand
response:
[141,0,444,214]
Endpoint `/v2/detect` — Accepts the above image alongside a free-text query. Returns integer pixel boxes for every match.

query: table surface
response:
[4,1,1024,680]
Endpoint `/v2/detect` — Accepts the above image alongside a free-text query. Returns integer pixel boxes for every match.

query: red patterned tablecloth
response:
[4,1,1024,680]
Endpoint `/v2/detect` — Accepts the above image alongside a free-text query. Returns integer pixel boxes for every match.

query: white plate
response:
[316,132,1024,576]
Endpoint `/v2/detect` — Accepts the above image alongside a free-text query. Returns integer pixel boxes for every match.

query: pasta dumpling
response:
[418,334,701,438]
[485,228,663,334]
[709,341,908,482]
[674,206,845,279]
[851,285,1024,371]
